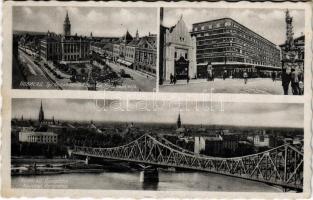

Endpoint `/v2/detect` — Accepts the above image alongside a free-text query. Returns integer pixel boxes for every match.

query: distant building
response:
[37,101,58,126]
[19,131,58,144]
[194,136,206,154]
[247,131,270,147]
[160,16,197,81]
[191,18,281,78]
[40,11,91,63]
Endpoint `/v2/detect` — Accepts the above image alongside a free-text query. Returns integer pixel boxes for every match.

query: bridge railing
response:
[72,134,303,190]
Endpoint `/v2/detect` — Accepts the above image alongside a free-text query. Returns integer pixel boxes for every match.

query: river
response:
[12,170,281,192]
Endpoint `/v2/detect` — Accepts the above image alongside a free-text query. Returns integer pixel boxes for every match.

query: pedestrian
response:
[173,74,177,85]
[170,73,173,84]
[282,67,291,95]
[290,68,300,95]
[207,70,210,81]
[243,71,248,84]
[187,75,190,84]
[298,71,304,95]
[271,71,276,82]
[223,70,227,80]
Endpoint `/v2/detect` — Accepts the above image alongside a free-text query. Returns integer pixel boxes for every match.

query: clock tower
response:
[63,11,71,36]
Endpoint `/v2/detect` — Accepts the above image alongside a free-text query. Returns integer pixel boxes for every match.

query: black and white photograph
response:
[12,6,157,91]
[159,8,305,95]
[2,1,312,199]
[11,98,303,192]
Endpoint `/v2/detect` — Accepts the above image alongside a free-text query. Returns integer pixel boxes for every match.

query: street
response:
[160,78,292,95]
[105,61,156,92]
[18,49,60,90]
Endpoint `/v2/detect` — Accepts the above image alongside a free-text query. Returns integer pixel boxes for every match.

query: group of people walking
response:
[169,73,177,84]
[282,67,304,95]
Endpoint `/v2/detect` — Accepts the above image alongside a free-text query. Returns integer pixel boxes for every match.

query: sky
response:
[13,6,157,37]
[163,8,305,45]
[12,98,303,128]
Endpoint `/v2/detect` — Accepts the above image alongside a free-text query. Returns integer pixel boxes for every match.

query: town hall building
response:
[40,11,91,63]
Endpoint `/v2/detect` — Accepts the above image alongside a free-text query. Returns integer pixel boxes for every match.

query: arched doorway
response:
[175,56,189,80]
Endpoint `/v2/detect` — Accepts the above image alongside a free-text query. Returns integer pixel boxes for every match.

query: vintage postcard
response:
[1,0,312,199]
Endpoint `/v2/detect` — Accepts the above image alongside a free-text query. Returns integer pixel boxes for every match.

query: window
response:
[225,21,231,27]
[175,52,177,58]
[201,26,205,30]
[185,53,188,59]
[194,27,198,31]
[216,23,220,28]
[208,24,212,29]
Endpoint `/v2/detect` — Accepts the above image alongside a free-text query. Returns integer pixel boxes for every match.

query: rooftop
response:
[192,17,277,47]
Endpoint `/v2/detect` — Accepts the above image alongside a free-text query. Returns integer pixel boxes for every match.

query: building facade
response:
[40,11,91,63]
[160,16,197,81]
[191,18,281,78]
[109,30,157,75]
[19,131,58,144]
[134,35,157,74]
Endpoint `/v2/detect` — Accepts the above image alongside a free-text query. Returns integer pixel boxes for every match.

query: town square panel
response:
[159,8,305,95]
[12,6,157,91]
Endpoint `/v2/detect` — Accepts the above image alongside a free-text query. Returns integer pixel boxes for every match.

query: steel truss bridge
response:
[72,134,303,191]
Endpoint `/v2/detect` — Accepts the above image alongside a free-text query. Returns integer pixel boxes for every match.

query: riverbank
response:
[11,157,105,176]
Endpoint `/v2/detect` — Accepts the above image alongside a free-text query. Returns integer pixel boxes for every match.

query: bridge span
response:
[72,134,303,191]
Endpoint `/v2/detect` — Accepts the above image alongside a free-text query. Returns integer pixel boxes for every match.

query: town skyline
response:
[13,6,157,37]
[163,8,304,46]
[12,99,303,128]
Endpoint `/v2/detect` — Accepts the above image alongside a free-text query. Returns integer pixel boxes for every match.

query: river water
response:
[12,171,281,192]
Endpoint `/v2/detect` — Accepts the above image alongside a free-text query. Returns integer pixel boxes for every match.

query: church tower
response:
[38,100,45,123]
[63,11,71,36]
[177,113,182,128]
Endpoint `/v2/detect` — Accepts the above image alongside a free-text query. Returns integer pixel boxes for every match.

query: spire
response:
[38,100,44,123]
[65,10,70,23]
[63,10,71,36]
[177,112,182,129]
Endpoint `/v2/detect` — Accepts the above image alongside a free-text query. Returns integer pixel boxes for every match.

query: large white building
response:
[19,131,58,144]
[160,16,197,81]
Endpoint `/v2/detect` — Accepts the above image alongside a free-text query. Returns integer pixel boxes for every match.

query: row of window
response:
[27,135,57,143]
[193,20,232,32]
[136,52,156,65]
[197,55,280,66]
